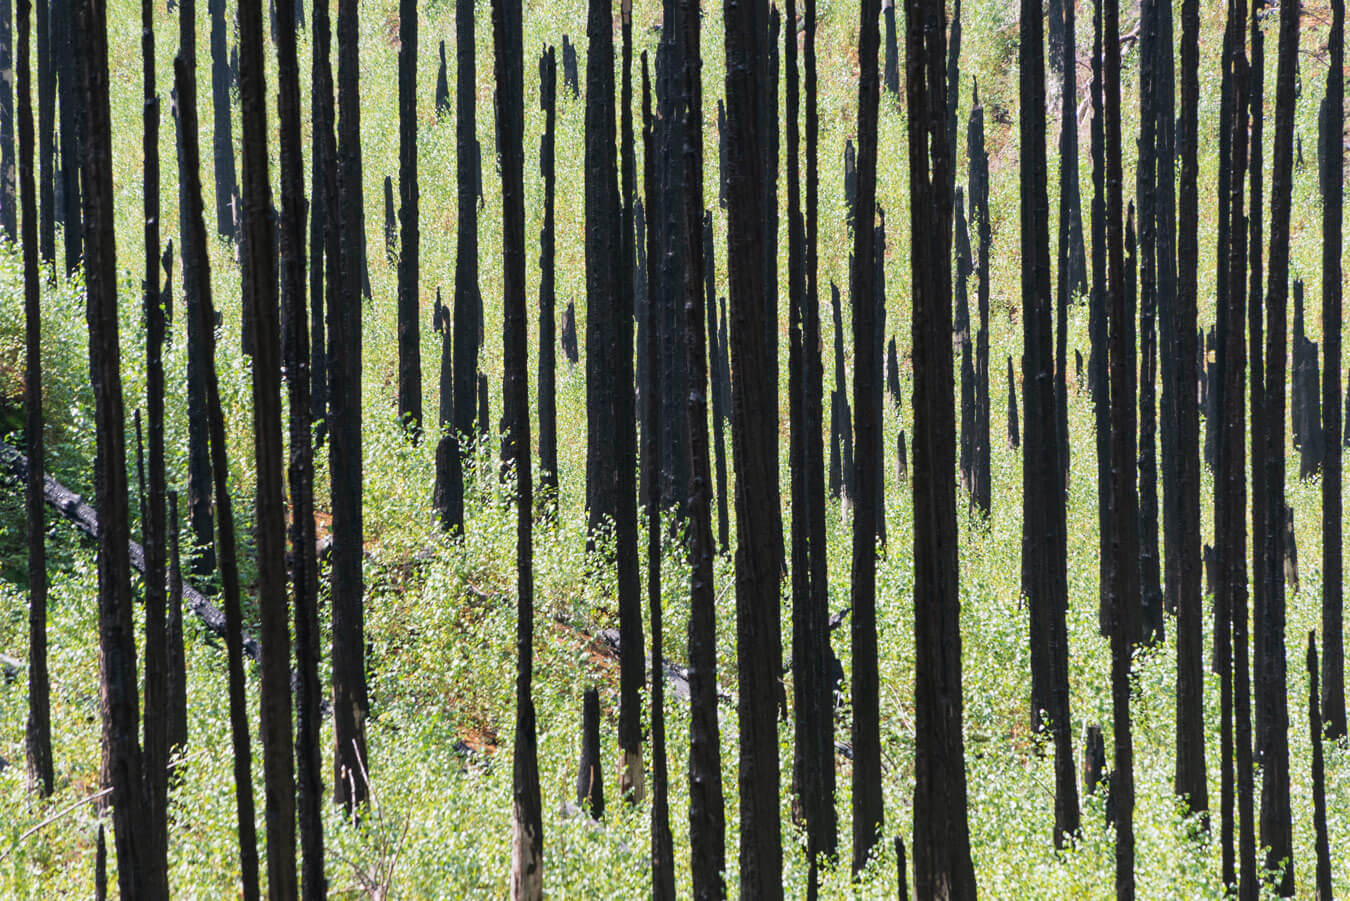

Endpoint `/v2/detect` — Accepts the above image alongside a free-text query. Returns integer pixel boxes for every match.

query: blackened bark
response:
[887,335,901,411]
[1057,0,1086,312]
[906,0,977,893]
[35,0,51,265]
[397,0,421,437]
[448,0,480,532]
[872,215,886,548]
[78,0,153,888]
[969,83,990,516]
[1157,0,1179,628]
[1258,1,1297,889]
[1006,356,1019,449]
[1173,0,1208,818]
[849,0,882,871]
[882,0,897,99]
[383,175,395,265]
[1081,723,1105,797]
[478,372,490,441]
[166,492,187,752]
[1307,634,1333,901]
[208,0,237,244]
[802,0,836,864]
[641,59,675,900]
[1322,0,1345,740]
[539,47,558,503]
[491,0,542,891]
[332,0,369,813]
[19,0,50,796]
[309,0,336,450]
[705,214,730,553]
[562,34,578,97]
[1105,0,1136,881]
[238,0,297,887]
[725,0,783,885]
[140,0,169,885]
[0,0,13,242]
[1019,0,1078,845]
[832,282,853,503]
[1294,282,1323,479]
[717,100,727,209]
[54,0,80,275]
[1136,0,1162,644]
[435,41,449,116]
[277,0,322,890]
[584,0,620,540]
[1249,5,1266,717]
[561,302,578,364]
[576,687,604,818]
[616,0,643,802]
[1090,0,1111,634]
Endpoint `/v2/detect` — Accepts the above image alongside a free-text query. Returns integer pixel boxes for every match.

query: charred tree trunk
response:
[906,0,977,894]
[1257,1,1297,890]
[539,47,558,503]
[36,0,51,267]
[576,687,603,818]
[883,0,898,99]
[19,0,51,797]
[139,0,169,885]
[641,59,676,901]
[705,214,730,554]
[1307,634,1334,901]
[174,45,260,900]
[849,0,882,873]
[616,0,643,804]
[1091,0,1111,635]
[491,0,543,891]
[969,83,990,516]
[166,492,187,753]
[1006,356,1019,449]
[435,41,449,116]
[0,0,13,242]
[208,0,237,245]
[396,0,421,436]
[238,0,297,887]
[332,0,369,814]
[1173,0,1208,818]
[562,34,578,97]
[1105,0,1137,882]
[1137,0,1162,644]
[55,0,81,276]
[77,0,156,887]
[1321,0,1345,741]
[584,0,620,541]
[872,214,886,548]
[1019,0,1079,846]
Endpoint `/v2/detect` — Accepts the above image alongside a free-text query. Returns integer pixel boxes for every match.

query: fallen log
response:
[1,441,262,663]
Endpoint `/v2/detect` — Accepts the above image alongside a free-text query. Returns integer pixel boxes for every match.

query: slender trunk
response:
[55,0,80,275]
[36,0,51,265]
[1307,634,1334,901]
[396,0,421,436]
[166,492,187,753]
[538,47,558,503]
[1090,0,1111,636]
[1323,0,1345,741]
[906,0,977,895]
[969,83,990,516]
[1136,0,1162,643]
[208,0,237,243]
[0,0,14,242]
[309,0,335,448]
[704,215,730,554]
[19,0,52,797]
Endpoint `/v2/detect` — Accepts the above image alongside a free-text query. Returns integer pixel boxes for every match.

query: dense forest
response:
[0,0,1348,896]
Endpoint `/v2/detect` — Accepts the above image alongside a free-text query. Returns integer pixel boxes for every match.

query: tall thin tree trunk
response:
[208,0,237,244]
[1323,0,1345,741]
[1307,633,1334,900]
[35,0,51,265]
[906,0,977,895]
[969,83,991,517]
[1090,0,1111,636]
[1136,0,1162,643]
[332,0,369,813]
[19,0,51,798]
[396,0,421,436]
[0,0,14,242]
[166,491,187,753]
[538,47,558,504]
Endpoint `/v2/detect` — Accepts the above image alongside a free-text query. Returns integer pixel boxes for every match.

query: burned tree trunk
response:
[1257,1,1297,890]
[174,45,260,900]
[208,0,237,244]
[616,0,642,804]
[0,0,13,242]
[1293,282,1323,480]
[539,47,558,503]
[308,0,334,450]
[1136,0,1162,644]
[957,191,973,494]
[490,0,543,891]
[1105,0,1137,881]
[140,0,170,885]
[906,0,977,894]
[576,688,604,818]
[969,83,991,516]
[237,0,297,887]
[1006,356,1019,449]
[332,0,369,814]
[435,41,449,116]
[18,0,51,797]
[166,492,187,753]
[1019,0,1079,846]
[882,0,897,99]
[1090,0,1111,635]
[383,175,395,266]
[849,0,883,873]
[1172,0,1208,819]
[78,0,149,885]
[35,0,50,266]
[584,0,620,541]
[872,213,887,548]
[1307,633,1334,901]
[705,214,730,554]
[397,0,421,436]
[1322,0,1345,741]
[562,34,578,97]
[55,0,81,276]
[640,59,675,901]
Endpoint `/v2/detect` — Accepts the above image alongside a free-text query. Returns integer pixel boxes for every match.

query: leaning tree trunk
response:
[18,0,51,799]
[1018,0,1078,847]
[490,0,543,894]
[332,0,369,814]
[1172,0,1208,819]
[906,0,977,895]
[849,0,883,874]
[237,0,297,889]
[1322,0,1345,741]
[396,0,421,436]
[76,0,152,891]
[1104,0,1137,889]
[174,46,260,900]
